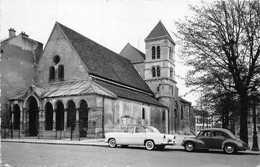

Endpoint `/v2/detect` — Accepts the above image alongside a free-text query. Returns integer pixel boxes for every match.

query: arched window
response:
[169,47,173,60]
[56,101,64,130]
[79,100,89,137]
[45,102,53,130]
[49,66,55,82]
[58,65,64,81]
[157,66,160,77]
[157,46,160,59]
[13,105,20,130]
[67,100,76,129]
[142,108,145,119]
[152,46,156,59]
[152,67,156,77]
[170,67,173,79]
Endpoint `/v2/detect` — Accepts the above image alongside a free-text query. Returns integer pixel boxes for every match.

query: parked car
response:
[182,128,248,154]
[105,125,176,150]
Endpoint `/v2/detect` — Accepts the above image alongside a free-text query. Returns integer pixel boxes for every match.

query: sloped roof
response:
[179,97,192,105]
[9,80,117,100]
[94,80,166,108]
[9,85,45,100]
[145,21,175,45]
[42,80,117,98]
[57,22,152,94]
[120,43,145,64]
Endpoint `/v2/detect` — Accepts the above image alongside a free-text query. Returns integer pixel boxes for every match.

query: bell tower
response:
[144,21,178,134]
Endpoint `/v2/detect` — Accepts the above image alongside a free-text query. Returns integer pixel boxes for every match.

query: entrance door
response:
[79,100,89,137]
[211,131,226,149]
[133,126,146,145]
[27,96,39,136]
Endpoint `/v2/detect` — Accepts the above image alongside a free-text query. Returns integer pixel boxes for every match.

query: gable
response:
[57,22,153,94]
[120,43,145,64]
[37,24,89,84]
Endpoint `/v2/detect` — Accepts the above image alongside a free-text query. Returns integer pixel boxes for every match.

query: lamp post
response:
[251,87,259,151]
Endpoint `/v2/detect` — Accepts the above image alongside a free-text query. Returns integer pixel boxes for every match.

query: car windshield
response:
[145,126,161,133]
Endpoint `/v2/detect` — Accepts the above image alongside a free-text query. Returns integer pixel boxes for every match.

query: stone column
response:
[165,109,169,134]
[102,97,105,138]
[75,108,80,140]
[10,104,14,138]
[64,109,67,131]
[53,110,56,131]
[38,108,45,138]
[23,108,29,136]
[20,108,24,131]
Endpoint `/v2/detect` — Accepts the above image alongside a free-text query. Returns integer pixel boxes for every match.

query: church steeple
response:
[145,21,175,45]
[144,21,177,98]
[144,21,179,134]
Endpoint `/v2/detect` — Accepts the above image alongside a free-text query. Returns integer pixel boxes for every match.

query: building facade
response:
[4,22,170,139]
[0,28,43,132]
[3,21,194,139]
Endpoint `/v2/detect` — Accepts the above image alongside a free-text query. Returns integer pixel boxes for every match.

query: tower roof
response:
[145,21,175,45]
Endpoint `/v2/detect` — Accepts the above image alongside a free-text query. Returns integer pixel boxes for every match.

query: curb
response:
[1,139,108,147]
[2,139,259,154]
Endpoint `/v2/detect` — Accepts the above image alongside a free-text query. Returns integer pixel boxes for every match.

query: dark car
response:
[182,128,248,154]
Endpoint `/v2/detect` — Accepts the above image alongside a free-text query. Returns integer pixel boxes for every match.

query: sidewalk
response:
[1,135,260,154]
[1,135,185,149]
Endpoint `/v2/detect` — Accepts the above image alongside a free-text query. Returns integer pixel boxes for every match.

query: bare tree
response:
[175,0,260,143]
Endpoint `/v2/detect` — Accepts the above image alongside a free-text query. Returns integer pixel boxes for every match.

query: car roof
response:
[200,128,231,133]
[126,125,152,128]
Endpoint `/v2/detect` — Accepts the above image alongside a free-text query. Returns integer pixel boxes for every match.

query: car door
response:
[133,126,146,145]
[211,131,226,149]
[197,130,211,149]
[118,126,134,145]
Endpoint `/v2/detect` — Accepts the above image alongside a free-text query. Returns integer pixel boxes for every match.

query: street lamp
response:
[251,87,259,151]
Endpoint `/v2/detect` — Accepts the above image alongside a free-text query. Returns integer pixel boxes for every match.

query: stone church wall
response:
[104,97,166,133]
[37,25,89,84]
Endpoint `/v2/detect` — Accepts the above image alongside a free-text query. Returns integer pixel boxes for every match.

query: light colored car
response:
[182,128,248,154]
[105,125,176,150]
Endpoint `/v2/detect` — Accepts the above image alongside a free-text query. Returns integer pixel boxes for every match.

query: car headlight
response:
[163,135,167,141]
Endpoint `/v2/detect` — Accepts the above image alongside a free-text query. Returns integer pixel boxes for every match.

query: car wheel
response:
[108,138,117,148]
[185,142,195,152]
[156,145,165,150]
[224,144,236,154]
[145,140,155,150]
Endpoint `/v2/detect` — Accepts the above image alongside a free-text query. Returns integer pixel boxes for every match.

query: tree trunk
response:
[239,93,249,144]
[223,109,229,129]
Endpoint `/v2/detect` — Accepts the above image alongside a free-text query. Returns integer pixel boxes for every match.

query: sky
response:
[1,0,204,105]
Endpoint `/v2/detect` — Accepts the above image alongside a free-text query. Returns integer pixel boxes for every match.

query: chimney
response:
[21,31,29,38]
[8,28,16,38]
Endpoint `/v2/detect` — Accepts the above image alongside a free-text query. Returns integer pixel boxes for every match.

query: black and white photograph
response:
[0,0,260,166]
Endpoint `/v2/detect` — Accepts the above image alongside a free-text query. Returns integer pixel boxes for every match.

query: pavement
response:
[1,134,260,154]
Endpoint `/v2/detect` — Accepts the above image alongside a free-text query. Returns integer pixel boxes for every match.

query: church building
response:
[2,21,194,139]
[121,21,194,135]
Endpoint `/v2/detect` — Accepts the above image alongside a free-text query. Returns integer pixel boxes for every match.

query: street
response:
[2,142,260,167]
